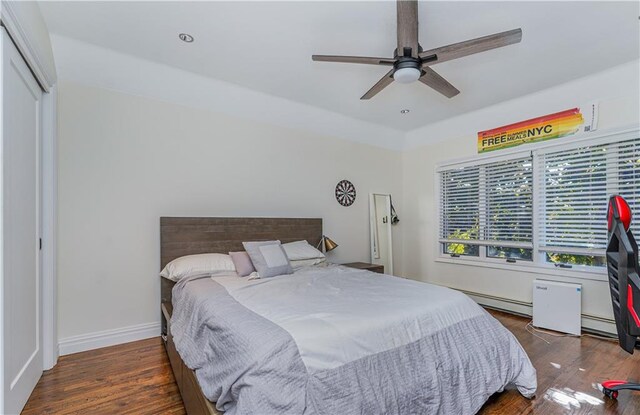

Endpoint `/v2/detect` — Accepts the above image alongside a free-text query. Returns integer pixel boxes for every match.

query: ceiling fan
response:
[312,0,522,100]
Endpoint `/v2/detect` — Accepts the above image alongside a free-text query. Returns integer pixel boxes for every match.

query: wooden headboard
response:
[160,217,323,306]
[160,217,323,268]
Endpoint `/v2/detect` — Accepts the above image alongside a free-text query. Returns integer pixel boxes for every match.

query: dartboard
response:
[335,180,356,207]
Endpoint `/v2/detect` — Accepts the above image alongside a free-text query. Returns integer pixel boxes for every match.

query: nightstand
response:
[342,262,384,274]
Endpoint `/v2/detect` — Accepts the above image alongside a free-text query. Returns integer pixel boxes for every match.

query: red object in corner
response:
[602,380,629,388]
[609,196,632,232]
[628,284,640,328]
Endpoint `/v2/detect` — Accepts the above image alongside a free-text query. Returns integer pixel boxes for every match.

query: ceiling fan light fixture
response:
[393,67,421,84]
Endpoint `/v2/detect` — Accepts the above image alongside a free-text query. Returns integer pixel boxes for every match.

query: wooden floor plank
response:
[22,309,640,414]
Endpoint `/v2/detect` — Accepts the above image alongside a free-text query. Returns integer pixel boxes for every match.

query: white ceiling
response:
[39,1,639,132]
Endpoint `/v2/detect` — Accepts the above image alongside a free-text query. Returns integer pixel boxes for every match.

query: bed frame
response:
[160,217,323,415]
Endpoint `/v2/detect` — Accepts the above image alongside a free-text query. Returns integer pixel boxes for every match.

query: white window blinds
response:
[485,157,533,248]
[538,144,609,253]
[617,138,640,237]
[440,166,480,243]
[538,136,640,254]
[439,130,640,270]
[439,155,533,249]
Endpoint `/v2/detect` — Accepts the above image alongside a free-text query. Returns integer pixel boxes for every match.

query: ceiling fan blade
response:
[419,28,522,64]
[361,69,395,100]
[312,55,396,66]
[396,0,419,57]
[418,67,460,98]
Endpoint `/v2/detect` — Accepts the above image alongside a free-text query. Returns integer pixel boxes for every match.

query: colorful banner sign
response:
[477,108,585,153]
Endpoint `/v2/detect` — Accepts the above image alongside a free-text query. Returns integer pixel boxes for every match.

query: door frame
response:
[1,4,58,369]
[41,86,57,369]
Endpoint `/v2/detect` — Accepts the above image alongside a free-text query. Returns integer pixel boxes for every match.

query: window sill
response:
[435,256,608,282]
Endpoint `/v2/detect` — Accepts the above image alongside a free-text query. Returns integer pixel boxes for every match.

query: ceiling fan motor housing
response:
[393,57,422,83]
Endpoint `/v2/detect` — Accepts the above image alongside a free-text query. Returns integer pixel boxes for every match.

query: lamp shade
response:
[321,235,338,252]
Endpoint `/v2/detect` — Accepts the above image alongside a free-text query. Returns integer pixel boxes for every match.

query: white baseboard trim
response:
[465,292,534,317]
[59,322,160,356]
[460,289,617,335]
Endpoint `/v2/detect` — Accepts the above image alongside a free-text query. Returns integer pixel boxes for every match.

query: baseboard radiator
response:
[456,288,616,337]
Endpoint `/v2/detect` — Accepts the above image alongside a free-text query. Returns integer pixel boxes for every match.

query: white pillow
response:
[282,240,325,261]
[291,257,327,270]
[160,253,236,281]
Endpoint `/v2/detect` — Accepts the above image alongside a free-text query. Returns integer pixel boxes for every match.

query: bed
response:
[160,217,537,415]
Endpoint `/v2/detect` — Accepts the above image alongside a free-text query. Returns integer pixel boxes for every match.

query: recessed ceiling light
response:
[400,109,410,114]
[179,33,194,43]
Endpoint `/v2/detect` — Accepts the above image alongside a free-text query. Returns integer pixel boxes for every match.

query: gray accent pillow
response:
[242,240,293,278]
[229,251,256,277]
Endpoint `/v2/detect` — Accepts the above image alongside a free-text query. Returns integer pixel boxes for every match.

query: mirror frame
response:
[369,193,393,275]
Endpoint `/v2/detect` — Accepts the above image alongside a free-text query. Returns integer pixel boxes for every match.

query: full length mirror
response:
[369,193,393,274]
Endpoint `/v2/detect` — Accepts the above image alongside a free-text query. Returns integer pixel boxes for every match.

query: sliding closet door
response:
[1,29,43,414]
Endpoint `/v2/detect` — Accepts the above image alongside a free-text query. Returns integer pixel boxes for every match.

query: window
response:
[618,139,640,236]
[538,144,608,267]
[439,155,533,260]
[440,166,480,256]
[485,158,533,260]
[438,130,640,274]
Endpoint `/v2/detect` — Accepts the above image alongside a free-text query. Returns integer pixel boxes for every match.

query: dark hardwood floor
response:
[22,309,640,414]
[480,309,640,414]
[22,338,185,415]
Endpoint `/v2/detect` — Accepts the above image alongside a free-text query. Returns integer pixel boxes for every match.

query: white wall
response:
[401,60,640,332]
[50,35,404,151]
[57,81,403,346]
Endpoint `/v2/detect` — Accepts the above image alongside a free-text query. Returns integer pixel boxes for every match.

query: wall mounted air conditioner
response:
[532,279,582,335]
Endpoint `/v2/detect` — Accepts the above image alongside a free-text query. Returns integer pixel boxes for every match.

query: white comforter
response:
[215,265,487,373]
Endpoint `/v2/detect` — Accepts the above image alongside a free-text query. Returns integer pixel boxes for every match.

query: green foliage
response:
[488,246,533,261]
[446,221,479,255]
[546,253,606,267]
